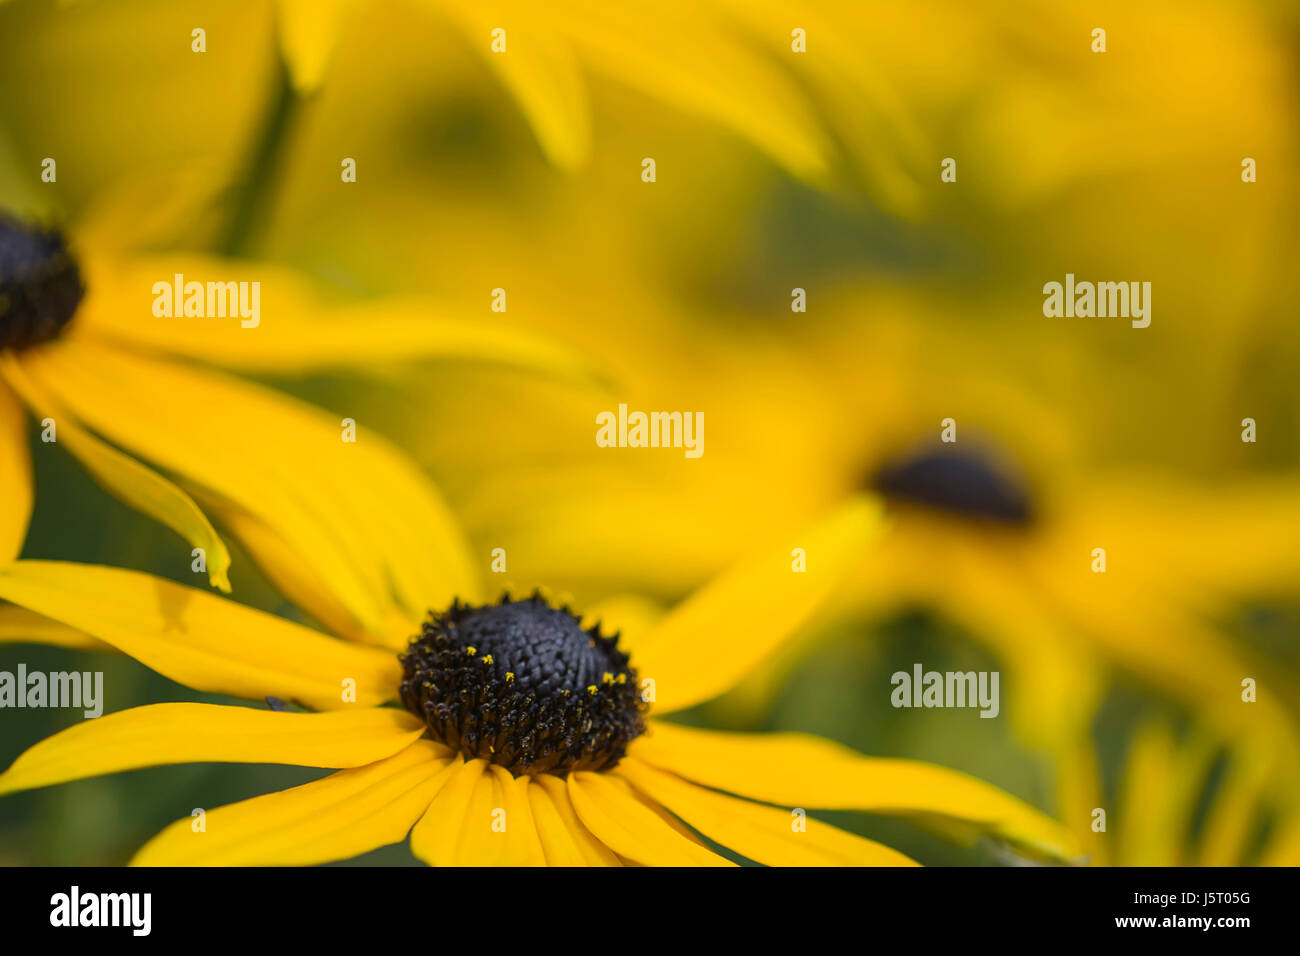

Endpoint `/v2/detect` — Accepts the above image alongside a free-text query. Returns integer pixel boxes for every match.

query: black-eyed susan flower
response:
[0,496,1079,866]
[0,203,590,645]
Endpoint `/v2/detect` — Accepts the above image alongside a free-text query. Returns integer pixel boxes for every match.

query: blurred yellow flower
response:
[1076,720,1299,867]
[0,197,591,642]
[272,0,833,179]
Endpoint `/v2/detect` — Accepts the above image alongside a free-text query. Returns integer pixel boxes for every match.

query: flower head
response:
[0,496,1079,866]
[400,595,646,775]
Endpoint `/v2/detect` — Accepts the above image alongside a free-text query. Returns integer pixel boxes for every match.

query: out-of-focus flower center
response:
[0,215,84,352]
[871,445,1033,524]
[400,594,646,776]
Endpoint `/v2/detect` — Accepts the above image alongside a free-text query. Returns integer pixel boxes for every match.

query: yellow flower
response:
[0,201,590,644]
[0,497,1079,866]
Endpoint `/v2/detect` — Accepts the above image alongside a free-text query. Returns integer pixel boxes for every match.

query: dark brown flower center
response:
[0,215,84,351]
[871,445,1033,524]
[399,593,646,776]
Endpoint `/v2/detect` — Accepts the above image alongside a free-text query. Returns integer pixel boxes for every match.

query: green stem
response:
[219,54,300,257]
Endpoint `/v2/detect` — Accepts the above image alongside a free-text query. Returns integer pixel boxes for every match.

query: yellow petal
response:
[566,770,731,866]
[206,501,407,647]
[0,703,425,796]
[532,774,621,866]
[625,776,711,849]
[526,785,588,865]
[618,757,917,866]
[23,340,379,629]
[635,721,1081,863]
[551,0,830,181]
[488,765,547,865]
[433,3,591,170]
[1260,814,1300,866]
[274,0,354,92]
[1195,747,1273,867]
[409,756,498,865]
[0,561,401,711]
[132,741,454,866]
[712,0,933,213]
[1051,730,1110,867]
[636,496,884,713]
[1113,723,1211,866]
[75,252,600,382]
[3,353,232,591]
[57,432,233,592]
[0,375,32,563]
[0,604,110,651]
[21,339,479,636]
